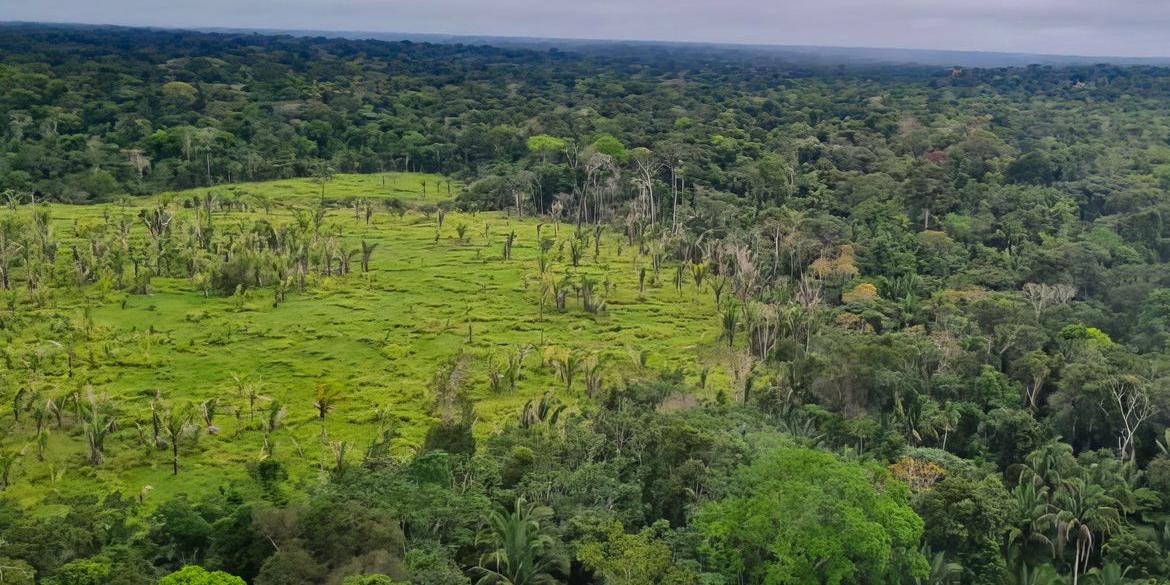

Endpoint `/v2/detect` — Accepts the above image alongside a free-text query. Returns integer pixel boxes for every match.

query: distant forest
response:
[4,23,1170,201]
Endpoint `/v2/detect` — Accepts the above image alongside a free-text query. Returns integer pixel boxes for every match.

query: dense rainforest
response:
[2,22,1170,585]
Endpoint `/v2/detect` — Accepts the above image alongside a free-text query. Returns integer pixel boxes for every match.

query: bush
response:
[159,566,246,585]
[341,576,406,585]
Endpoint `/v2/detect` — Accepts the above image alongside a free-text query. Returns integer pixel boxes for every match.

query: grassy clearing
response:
[156,172,459,206]
[0,173,727,505]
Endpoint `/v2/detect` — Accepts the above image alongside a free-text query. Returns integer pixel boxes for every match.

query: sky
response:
[4,0,1170,58]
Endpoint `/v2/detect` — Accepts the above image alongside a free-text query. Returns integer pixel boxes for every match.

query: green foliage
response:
[1057,323,1114,347]
[148,496,213,566]
[341,576,405,585]
[206,504,270,582]
[0,557,35,585]
[526,136,566,159]
[254,546,326,585]
[475,498,567,585]
[590,135,628,164]
[300,500,406,576]
[915,476,1012,584]
[42,558,110,585]
[159,565,246,585]
[1102,530,1169,578]
[404,546,471,585]
[577,521,697,585]
[697,445,928,584]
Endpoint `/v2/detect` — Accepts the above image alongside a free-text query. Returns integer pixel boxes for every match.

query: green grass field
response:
[0,173,728,505]
[167,172,459,206]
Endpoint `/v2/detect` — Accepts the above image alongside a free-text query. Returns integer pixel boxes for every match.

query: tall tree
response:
[475,498,566,585]
[161,404,199,475]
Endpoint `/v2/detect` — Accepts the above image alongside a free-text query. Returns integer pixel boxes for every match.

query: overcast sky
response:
[4,0,1170,58]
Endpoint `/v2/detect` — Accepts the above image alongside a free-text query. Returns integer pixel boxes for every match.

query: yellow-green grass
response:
[0,173,729,505]
[152,172,457,206]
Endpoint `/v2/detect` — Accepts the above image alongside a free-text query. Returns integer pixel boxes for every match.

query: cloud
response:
[4,0,1170,57]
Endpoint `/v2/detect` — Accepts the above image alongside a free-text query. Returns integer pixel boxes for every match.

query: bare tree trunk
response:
[671,167,680,233]
[1072,543,1081,585]
[319,418,329,475]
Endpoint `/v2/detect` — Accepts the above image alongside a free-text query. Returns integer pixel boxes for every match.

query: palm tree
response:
[475,498,566,585]
[338,245,359,275]
[549,350,581,392]
[1084,562,1129,585]
[10,386,26,422]
[921,402,961,451]
[30,397,49,436]
[313,383,342,472]
[583,355,605,398]
[150,390,165,448]
[916,546,961,585]
[520,393,565,430]
[194,127,220,185]
[0,216,26,290]
[61,388,84,425]
[311,161,334,200]
[200,396,220,434]
[1008,563,1066,585]
[721,302,739,347]
[360,240,378,272]
[83,396,115,466]
[1006,475,1056,570]
[233,373,264,423]
[261,399,285,458]
[1155,428,1170,456]
[1027,442,1078,486]
[709,275,727,307]
[161,404,198,475]
[33,427,49,461]
[1049,478,1122,585]
[0,449,20,491]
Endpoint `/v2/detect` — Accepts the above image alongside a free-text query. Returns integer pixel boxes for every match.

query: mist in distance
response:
[5,0,1170,61]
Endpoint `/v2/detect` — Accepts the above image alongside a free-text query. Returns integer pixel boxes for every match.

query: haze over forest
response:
[9,0,1170,59]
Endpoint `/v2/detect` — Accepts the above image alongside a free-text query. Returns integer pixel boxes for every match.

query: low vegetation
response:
[0,173,724,504]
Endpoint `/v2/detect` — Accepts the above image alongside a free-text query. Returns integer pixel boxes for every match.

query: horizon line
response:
[5,19,1170,64]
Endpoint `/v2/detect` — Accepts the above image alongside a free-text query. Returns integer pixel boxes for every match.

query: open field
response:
[178,172,459,206]
[0,173,726,504]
